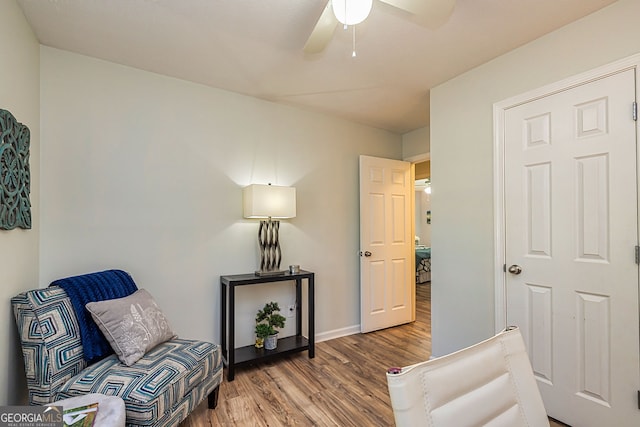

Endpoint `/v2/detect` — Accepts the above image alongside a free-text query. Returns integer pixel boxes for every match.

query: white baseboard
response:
[315,325,361,343]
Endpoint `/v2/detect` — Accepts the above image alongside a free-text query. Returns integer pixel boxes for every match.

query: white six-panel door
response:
[504,69,639,426]
[360,155,414,333]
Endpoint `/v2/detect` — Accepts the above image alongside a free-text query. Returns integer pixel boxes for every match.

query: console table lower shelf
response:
[220,270,315,381]
[231,336,310,368]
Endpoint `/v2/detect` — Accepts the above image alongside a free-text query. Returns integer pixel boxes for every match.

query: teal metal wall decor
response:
[0,109,31,230]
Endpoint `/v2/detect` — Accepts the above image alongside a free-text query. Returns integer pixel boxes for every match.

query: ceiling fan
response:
[304,0,457,54]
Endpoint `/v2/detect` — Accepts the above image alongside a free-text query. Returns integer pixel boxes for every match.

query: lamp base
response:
[255,269,287,277]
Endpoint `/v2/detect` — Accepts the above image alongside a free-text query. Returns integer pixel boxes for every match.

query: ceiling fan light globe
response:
[332,0,373,26]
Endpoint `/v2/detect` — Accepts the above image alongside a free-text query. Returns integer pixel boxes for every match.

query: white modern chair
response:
[386,326,549,427]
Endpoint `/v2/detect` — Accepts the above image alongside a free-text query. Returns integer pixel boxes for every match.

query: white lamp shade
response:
[332,0,373,25]
[243,184,296,219]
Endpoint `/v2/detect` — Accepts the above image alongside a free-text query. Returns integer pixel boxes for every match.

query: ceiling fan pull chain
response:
[352,25,357,58]
[344,0,348,30]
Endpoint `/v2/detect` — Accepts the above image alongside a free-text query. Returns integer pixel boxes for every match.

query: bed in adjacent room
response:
[416,246,431,284]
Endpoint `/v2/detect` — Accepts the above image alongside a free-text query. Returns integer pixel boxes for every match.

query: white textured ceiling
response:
[18,0,617,134]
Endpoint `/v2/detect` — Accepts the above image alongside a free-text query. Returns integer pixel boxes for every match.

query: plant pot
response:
[255,336,264,348]
[265,333,278,350]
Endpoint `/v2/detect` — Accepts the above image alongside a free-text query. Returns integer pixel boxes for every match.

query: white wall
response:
[415,189,430,246]
[430,0,640,357]
[39,48,402,359]
[402,126,429,160]
[0,0,40,405]
[405,127,430,247]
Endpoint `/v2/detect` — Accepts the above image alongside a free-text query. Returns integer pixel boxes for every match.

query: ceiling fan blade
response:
[379,0,456,29]
[303,1,339,54]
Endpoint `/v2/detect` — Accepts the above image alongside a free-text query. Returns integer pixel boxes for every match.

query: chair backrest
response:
[386,327,549,427]
[12,286,87,405]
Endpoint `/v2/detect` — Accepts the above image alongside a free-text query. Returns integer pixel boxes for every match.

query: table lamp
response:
[243,183,296,276]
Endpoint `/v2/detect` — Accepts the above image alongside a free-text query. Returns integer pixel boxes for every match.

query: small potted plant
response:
[254,323,271,349]
[255,301,286,350]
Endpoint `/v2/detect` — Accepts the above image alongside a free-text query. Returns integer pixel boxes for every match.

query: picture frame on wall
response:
[0,109,31,230]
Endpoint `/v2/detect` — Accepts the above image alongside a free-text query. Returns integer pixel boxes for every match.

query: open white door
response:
[360,155,414,333]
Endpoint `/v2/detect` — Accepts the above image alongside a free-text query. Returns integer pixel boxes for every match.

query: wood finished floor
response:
[180,283,566,426]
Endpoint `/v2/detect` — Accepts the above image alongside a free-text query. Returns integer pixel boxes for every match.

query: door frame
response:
[406,153,430,325]
[493,53,640,333]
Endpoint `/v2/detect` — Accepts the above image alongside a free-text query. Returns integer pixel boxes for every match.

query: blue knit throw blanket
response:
[51,269,138,364]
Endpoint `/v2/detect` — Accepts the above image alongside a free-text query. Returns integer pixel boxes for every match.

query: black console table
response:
[220,270,315,381]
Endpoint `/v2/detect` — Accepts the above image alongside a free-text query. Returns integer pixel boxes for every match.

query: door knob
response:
[508,264,522,275]
[363,251,372,257]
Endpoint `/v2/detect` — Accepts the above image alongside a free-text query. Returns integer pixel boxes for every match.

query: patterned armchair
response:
[12,285,223,427]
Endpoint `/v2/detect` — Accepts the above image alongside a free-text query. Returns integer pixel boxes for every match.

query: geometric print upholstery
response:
[12,286,223,427]
[55,339,223,427]
[11,287,87,405]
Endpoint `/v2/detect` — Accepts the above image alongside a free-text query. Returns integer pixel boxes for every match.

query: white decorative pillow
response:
[85,289,177,366]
